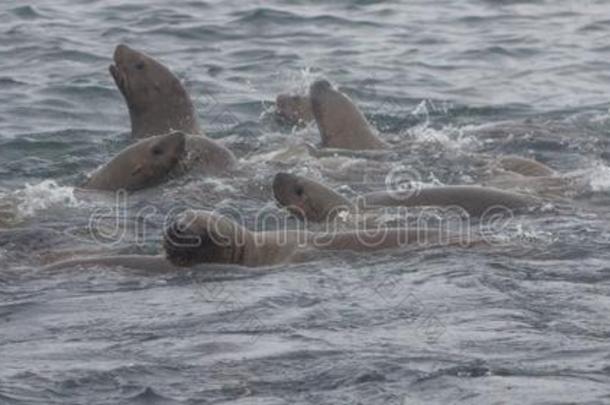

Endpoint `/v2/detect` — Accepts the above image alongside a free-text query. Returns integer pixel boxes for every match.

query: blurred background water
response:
[2,1,610,404]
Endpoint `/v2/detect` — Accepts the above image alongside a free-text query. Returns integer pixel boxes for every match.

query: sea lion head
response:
[131,131,186,186]
[109,44,198,137]
[163,210,250,266]
[310,79,333,96]
[275,94,313,125]
[272,172,353,222]
[309,79,387,150]
[84,131,186,191]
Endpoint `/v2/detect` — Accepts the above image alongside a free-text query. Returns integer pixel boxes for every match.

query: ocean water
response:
[2,0,610,404]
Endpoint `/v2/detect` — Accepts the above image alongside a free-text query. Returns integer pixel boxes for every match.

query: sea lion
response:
[360,186,540,217]
[482,156,578,197]
[110,44,200,138]
[163,210,475,267]
[273,172,540,222]
[483,172,582,198]
[42,254,244,274]
[43,254,173,271]
[109,44,236,173]
[495,156,556,177]
[83,132,185,191]
[276,94,314,126]
[310,79,388,150]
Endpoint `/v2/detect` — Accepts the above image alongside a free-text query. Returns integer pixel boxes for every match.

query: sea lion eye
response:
[135,61,145,70]
[295,185,304,197]
[152,146,164,156]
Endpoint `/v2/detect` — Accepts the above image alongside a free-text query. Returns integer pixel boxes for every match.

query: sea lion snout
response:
[273,172,330,221]
[108,63,123,91]
[112,44,143,74]
[109,44,135,92]
[113,44,134,63]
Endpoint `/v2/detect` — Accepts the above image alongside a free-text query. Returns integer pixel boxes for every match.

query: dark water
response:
[2,1,610,404]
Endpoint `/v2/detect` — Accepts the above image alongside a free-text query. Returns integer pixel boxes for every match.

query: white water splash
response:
[0,180,81,225]
[199,177,238,194]
[16,180,80,218]
[586,164,610,193]
[587,108,610,124]
[407,123,480,150]
[511,223,556,249]
[406,102,479,150]
[245,141,315,164]
[290,66,316,94]
[266,66,316,96]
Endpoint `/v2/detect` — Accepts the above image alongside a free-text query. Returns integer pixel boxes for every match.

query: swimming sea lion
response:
[276,94,314,126]
[109,44,236,173]
[163,210,475,267]
[42,254,245,274]
[360,186,539,217]
[43,254,173,271]
[310,80,388,150]
[83,132,185,191]
[495,156,556,177]
[164,210,302,267]
[273,172,540,222]
[110,44,200,138]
